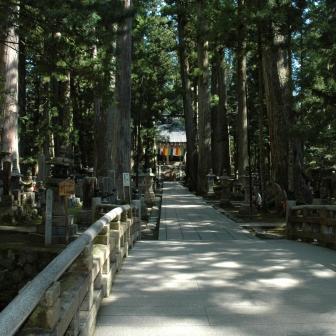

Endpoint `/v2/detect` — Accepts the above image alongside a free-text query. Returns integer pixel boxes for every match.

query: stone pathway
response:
[158,182,255,241]
[95,182,336,336]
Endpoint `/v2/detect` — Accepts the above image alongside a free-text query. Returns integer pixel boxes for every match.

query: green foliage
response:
[1,0,335,179]
[292,0,336,168]
[132,0,182,127]
[8,0,126,162]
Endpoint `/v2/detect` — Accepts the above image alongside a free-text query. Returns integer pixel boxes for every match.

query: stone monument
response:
[144,169,156,207]
[206,169,216,197]
[45,153,76,243]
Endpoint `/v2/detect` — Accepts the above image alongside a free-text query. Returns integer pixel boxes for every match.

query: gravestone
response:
[75,179,84,200]
[46,155,77,243]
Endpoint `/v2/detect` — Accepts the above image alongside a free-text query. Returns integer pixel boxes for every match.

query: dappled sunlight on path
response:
[96,182,336,336]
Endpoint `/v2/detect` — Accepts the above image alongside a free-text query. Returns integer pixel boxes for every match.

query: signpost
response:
[59,179,75,197]
[123,173,130,187]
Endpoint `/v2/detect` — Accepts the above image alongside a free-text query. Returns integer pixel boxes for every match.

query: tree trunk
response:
[93,42,104,176]
[18,36,26,123]
[114,0,132,202]
[261,23,289,191]
[58,73,72,157]
[0,9,20,174]
[286,3,308,201]
[257,16,267,201]
[214,47,231,176]
[94,38,115,179]
[211,56,218,174]
[196,0,211,194]
[177,5,197,190]
[237,0,248,177]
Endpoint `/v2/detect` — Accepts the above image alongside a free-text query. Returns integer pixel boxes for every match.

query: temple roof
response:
[157,119,186,143]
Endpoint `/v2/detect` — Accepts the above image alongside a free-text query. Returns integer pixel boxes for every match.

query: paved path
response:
[96,182,336,336]
[158,183,255,241]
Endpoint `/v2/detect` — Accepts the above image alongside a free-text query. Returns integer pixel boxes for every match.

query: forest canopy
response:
[0,0,335,202]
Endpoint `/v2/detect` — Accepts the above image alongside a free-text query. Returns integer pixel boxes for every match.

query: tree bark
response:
[114,0,132,202]
[211,56,218,174]
[212,47,231,176]
[58,73,72,156]
[261,13,289,191]
[0,7,20,173]
[237,0,248,177]
[257,29,267,201]
[94,37,115,179]
[18,36,26,123]
[176,3,197,190]
[196,0,211,194]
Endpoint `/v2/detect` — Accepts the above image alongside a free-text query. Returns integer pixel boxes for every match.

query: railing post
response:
[132,200,142,241]
[21,281,61,333]
[94,223,112,297]
[110,212,122,271]
[120,210,129,258]
[127,207,134,249]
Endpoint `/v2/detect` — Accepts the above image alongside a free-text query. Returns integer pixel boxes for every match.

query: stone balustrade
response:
[0,204,141,336]
[287,204,336,248]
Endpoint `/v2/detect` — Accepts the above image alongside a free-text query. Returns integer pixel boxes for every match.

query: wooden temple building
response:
[156,121,187,164]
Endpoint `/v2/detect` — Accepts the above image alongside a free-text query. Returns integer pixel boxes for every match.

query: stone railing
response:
[287,205,336,247]
[0,204,141,336]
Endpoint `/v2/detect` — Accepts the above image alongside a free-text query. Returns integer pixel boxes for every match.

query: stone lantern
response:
[144,168,156,206]
[207,169,216,196]
[136,170,147,196]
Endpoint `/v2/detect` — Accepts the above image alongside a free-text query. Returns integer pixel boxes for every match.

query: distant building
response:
[156,120,186,164]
